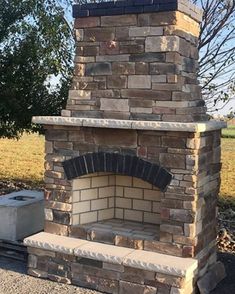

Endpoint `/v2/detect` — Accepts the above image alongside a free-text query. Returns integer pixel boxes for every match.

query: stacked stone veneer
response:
[25,233,199,294]
[44,125,222,269]
[63,1,207,122]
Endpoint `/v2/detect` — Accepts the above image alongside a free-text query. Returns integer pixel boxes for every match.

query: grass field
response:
[0,133,234,201]
[0,133,44,186]
[222,125,235,138]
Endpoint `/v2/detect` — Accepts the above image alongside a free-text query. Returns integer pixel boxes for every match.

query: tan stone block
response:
[91,198,108,210]
[80,211,98,224]
[146,36,180,52]
[116,176,133,187]
[155,272,186,288]
[96,54,130,62]
[160,153,186,169]
[121,89,172,100]
[170,209,195,223]
[128,75,151,89]
[129,26,163,37]
[73,201,90,214]
[101,14,137,27]
[116,186,124,196]
[119,281,157,294]
[115,208,124,219]
[160,224,183,235]
[144,189,162,201]
[152,202,161,213]
[27,247,56,258]
[69,90,91,100]
[103,262,124,273]
[45,208,53,221]
[160,231,173,242]
[116,197,132,209]
[152,83,181,91]
[80,188,98,201]
[112,62,135,75]
[133,178,152,189]
[92,175,109,188]
[152,75,167,83]
[144,240,182,256]
[153,107,176,115]
[134,62,149,74]
[130,107,152,114]
[100,98,129,112]
[107,76,127,89]
[46,201,72,212]
[144,212,161,224]
[124,187,143,199]
[73,178,91,190]
[109,197,115,208]
[84,28,115,42]
[98,208,115,221]
[124,209,143,222]
[99,186,115,198]
[98,278,119,294]
[133,199,151,212]
[44,221,68,236]
[45,141,53,154]
[75,17,100,28]
[168,75,178,83]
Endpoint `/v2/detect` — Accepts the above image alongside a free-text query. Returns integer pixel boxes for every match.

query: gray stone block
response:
[0,190,44,241]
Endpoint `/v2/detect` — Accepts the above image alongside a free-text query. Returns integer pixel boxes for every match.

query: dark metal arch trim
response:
[62,152,172,191]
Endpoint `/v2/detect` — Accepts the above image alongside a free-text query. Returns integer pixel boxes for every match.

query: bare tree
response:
[193,0,235,113]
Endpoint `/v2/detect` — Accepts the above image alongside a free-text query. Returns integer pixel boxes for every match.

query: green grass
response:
[222,125,235,138]
[0,133,234,205]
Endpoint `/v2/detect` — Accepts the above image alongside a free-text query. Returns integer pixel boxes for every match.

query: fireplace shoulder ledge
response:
[32,116,227,133]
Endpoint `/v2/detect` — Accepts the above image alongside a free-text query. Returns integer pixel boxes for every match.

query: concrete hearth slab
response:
[74,241,135,265]
[24,232,197,278]
[123,249,198,278]
[24,232,88,255]
[32,116,227,132]
[0,190,44,241]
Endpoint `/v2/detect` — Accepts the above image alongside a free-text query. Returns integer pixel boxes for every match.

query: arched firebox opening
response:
[62,153,172,248]
[63,152,172,191]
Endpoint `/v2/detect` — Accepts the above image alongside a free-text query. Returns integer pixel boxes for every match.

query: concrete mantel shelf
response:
[32,116,227,133]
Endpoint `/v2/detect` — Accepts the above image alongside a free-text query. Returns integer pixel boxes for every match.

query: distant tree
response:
[0,0,74,138]
[194,0,235,114]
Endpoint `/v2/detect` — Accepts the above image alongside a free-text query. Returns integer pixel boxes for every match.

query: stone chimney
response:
[64,0,207,122]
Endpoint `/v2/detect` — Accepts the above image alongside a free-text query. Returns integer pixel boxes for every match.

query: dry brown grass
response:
[0,133,234,201]
[0,133,45,186]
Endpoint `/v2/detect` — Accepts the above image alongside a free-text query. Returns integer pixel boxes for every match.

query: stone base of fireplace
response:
[71,218,160,249]
[24,232,198,294]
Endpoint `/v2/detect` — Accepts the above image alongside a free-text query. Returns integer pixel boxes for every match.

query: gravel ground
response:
[0,254,234,294]
[0,257,101,294]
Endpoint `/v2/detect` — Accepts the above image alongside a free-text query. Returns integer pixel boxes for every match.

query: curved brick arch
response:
[62,152,172,191]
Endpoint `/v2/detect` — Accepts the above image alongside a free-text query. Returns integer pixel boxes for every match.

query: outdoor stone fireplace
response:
[24,1,227,293]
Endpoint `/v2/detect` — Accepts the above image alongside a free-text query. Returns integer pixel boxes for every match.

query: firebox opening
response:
[70,172,162,246]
